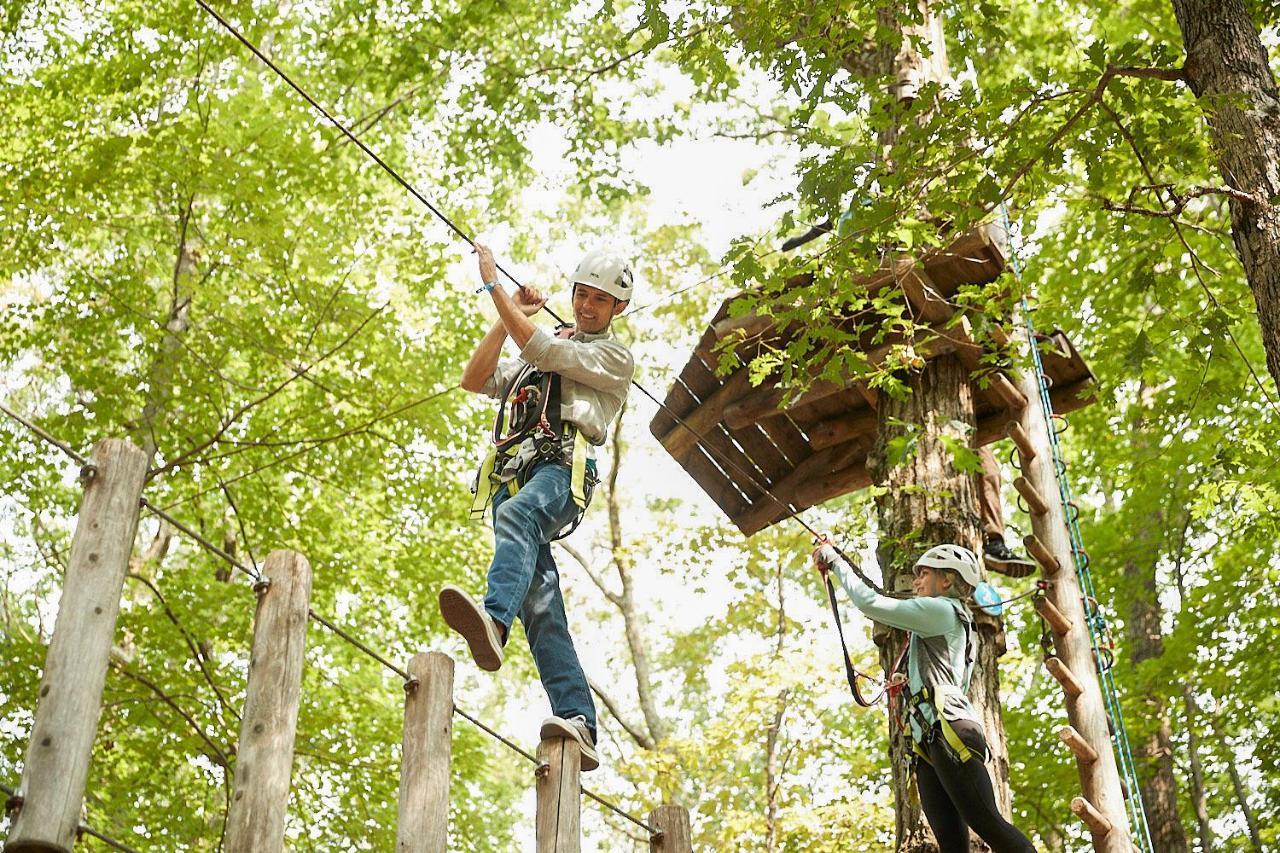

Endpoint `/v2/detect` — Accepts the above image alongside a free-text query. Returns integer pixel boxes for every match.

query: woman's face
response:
[911,565,952,597]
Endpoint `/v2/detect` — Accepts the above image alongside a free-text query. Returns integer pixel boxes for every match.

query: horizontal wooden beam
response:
[734,439,867,536]
[807,409,880,452]
[1058,726,1098,764]
[793,460,872,510]
[723,378,846,431]
[656,369,753,460]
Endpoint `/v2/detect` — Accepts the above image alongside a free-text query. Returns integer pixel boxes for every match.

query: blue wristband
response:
[480,280,497,293]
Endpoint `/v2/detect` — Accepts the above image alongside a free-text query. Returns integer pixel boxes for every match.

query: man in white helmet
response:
[439,243,635,771]
[812,540,1036,853]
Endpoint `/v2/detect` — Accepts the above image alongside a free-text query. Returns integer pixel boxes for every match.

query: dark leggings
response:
[915,720,1037,853]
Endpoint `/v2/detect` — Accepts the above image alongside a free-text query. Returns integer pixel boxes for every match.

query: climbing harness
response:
[470,362,596,539]
[903,599,978,766]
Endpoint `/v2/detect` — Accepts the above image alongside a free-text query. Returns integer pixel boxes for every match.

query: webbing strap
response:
[470,448,499,518]
[823,572,877,707]
[570,429,589,509]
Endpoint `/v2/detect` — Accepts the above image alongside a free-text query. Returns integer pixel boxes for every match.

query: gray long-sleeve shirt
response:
[817,545,980,743]
[480,325,634,480]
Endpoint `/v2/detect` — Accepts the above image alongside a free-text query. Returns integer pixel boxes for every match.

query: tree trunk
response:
[1171,0,1280,387]
[1222,742,1264,852]
[1180,687,1215,852]
[867,354,1011,852]
[1123,521,1189,851]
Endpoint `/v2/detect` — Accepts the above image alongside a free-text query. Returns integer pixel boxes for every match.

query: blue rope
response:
[1000,206,1154,852]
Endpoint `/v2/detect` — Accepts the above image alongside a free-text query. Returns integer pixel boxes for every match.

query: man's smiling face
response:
[572,283,626,333]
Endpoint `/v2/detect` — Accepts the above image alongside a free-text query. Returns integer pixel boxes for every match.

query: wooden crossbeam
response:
[656,370,753,459]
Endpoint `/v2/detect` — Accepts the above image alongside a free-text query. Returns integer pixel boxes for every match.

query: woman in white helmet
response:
[812,540,1036,853]
[440,244,635,772]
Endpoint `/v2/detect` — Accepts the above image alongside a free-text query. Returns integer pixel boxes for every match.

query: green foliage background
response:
[2,0,1277,850]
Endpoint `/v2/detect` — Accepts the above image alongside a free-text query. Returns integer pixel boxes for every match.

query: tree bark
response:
[1180,687,1215,852]
[1123,515,1189,852]
[1222,741,1264,851]
[867,354,1011,852]
[1171,0,1280,387]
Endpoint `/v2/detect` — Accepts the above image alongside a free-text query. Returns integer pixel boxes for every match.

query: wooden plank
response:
[722,378,845,430]
[648,804,692,852]
[899,268,955,323]
[792,459,872,511]
[656,369,752,459]
[536,739,581,853]
[683,444,751,519]
[734,439,865,535]
[397,652,454,853]
[226,551,314,853]
[6,439,148,853]
[807,408,880,452]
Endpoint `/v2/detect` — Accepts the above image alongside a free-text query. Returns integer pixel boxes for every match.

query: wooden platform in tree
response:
[648,223,1096,537]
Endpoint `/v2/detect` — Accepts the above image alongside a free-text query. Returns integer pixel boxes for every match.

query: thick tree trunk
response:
[868,354,1011,851]
[1123,533,1189,851]
[1171,0,1280,387]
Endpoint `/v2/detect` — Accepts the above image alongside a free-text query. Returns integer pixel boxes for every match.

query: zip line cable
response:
[194,0,894,599]
[0,407,660,839]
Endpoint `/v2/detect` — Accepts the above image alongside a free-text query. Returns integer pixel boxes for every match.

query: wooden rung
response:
[1023,535,1061,575]
[1034,595,1072,635]
[1045,656,1083,699]
[990,373,1027,411]
[1057,726,1098,763]
[1013,476,1050,516]
[1071,796,1112,836]
[1004,421,1037,462]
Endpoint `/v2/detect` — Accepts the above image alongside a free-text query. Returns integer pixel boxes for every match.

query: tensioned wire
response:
[0,405,662,838]
[192,0,891,598]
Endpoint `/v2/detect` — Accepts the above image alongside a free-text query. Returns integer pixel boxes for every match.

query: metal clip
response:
[78,463,99,484]
[252,578,272,597]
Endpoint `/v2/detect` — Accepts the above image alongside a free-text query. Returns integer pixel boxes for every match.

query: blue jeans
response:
[484,463,596,737]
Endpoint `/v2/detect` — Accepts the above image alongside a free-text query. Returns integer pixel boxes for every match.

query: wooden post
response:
[990,372,1028,411]
[225,551,313,853]
[6,439,148,853]
[397,652,454,853]
[1011,322,1135,852]
[648,804,692,852]
[535,739,581,853]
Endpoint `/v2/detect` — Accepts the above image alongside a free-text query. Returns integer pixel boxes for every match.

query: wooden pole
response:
[225,551,313,853]
[535,738,581,853]
[648,804,692,853]
[1072,796,1114,837]
[1023,534,1061,576]
[1045,656,1084,701]
[1011,322,1135,852]
[397,652,454,853]
[6,439,148,853]
[1004,421,1037,462]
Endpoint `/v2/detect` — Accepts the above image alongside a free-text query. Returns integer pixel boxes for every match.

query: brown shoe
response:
[439,585,504,671]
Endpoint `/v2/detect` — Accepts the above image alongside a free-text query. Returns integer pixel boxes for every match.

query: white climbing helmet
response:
[914,544,982,589]
[570,248,635,304]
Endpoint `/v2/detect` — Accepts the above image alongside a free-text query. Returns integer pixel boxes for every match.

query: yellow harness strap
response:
[570,430,589,509]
